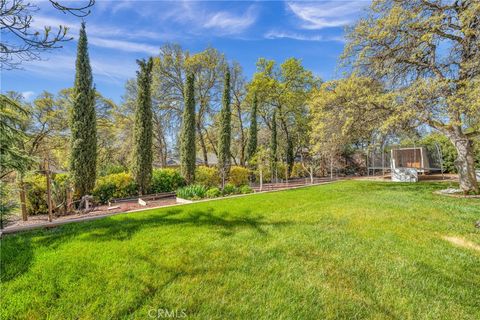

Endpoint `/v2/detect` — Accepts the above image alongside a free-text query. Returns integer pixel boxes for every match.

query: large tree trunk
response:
[448,132,479,194]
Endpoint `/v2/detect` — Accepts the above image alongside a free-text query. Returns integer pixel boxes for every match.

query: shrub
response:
[254,167,272,183]
[291,163,306,178]
[195,166,220,187]
[52,173,71,214]
[24,174,48,215]
[222,183,237,195]
[229,166,250,186]
[239,185,253,194]
[23,174,75,215]
[93,172,137,203]
[151,168,185,193]
[0,182,17,228]
[98,164,128,176]
[176,184,208,200]
[205,187,221,198]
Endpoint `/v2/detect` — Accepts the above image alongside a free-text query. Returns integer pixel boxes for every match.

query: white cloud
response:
[21,53,136,84]
[31,15,168,51]
[203,6,258,34]
[32,15,146,39]
[89,37,159,55]
[21,91,35,101]
[264,30,345,42]
[287,1,367,30]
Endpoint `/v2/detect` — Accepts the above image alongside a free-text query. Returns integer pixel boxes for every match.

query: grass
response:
[1,180,479,319]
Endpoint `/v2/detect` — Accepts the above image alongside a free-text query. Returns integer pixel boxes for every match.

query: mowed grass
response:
[1,181,479,319]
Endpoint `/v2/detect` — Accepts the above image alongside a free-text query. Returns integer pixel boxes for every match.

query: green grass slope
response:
[1,181,479,319]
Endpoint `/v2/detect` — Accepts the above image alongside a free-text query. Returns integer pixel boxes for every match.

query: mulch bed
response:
[3,197,177,232]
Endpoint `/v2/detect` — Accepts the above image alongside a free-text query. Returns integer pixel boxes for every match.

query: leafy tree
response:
[246,92,258,163]
[344,0,480,193]
[132,58,154,195]
[270,109,277,181]
[0,0,94,69]
[0,94,32,178]
[0,181,17,228]
[186,47,226,165]
[218,68,231,188]
[69,22,96,197]
[151,44,187,166]
[248,58,318,177]
[309,76,393,179]
[180,73,196,184]
[230,62,248,166]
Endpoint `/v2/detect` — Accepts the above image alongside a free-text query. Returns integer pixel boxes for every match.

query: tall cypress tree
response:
[270,110,277,181]
[132,58,153,195]
[246,93,258,162]
[286,135,294,178]
[218,68,231,187]
[70,22,96,197]
[180,72,196,184]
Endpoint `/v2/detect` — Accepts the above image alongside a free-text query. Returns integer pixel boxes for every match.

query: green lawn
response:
[1,181,479,319]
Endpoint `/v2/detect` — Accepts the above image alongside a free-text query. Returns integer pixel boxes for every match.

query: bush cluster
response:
[176,183,253,200]
[24,174,48,215]
[228,166,250,186]
[23,173,73,215]
[93,168,185,203]
[195,166,220,187]
[151,168,185,193]
[93,172,137,203]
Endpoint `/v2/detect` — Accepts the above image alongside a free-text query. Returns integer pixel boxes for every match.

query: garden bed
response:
[2,196,177,233]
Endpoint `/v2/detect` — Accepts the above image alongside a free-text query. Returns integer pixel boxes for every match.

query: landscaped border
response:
[0,180,338,235]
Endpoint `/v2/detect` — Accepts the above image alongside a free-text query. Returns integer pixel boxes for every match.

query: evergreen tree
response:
[218,68,231,188]
[286,136,294,178]
[180,73,196,184]
[246,93,258,162]
[70,22,96,197]
[270,110,277,181]
[132,58,154,195]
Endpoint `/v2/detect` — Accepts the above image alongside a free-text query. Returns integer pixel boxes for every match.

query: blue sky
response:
[2,0,370,103]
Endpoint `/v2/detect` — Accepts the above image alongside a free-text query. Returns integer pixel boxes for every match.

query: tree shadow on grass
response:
[80,207,292,242]
[1,206,294,283]
[0,235,33,282]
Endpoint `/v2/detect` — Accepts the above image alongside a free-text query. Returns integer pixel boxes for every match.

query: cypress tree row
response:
[218,68,232,187]
[180,72,196,184]
[246,93,258,162]
[270,110,277,181]
[70,22,96,197]
[132,58,154,195]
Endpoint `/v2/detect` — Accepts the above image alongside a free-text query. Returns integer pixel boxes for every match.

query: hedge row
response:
[93,169,185,203]
[23,164,307,213]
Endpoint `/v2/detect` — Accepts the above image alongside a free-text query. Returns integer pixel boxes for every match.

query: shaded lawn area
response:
[1,181,479,319]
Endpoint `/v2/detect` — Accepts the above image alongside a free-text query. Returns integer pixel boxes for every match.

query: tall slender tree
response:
[218,68,232,188]
[246,93,258,162]
[70,22,96,197]
[180,72,196,184]
[270,110,277,181]
[132,58,154,195]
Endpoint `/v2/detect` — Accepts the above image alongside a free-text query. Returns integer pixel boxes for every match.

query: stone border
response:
[0,180,338,236]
